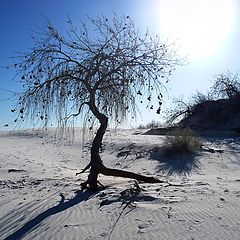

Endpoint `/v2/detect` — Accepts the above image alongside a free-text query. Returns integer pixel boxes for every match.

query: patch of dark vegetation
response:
[164,128,202,155]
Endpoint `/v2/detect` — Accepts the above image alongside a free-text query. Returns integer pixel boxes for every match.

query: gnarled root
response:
[78,162,164,190]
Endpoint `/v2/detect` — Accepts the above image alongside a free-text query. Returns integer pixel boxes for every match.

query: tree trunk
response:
[80,118,163,189]
[80,94,163,190]
[82,112,108,189]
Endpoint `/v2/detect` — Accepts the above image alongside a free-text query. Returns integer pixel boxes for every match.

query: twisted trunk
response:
[80,92,162,190]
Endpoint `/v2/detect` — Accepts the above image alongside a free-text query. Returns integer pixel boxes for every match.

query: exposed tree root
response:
[100,165,164,183]
[78,163,164,190]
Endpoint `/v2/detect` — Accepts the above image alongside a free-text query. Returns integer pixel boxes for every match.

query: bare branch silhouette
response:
[10,15,182,189]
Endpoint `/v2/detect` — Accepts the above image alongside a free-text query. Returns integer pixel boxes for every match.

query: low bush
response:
[165,128,201,155]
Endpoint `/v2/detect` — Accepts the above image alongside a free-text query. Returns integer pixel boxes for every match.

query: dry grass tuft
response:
[165,128,202,155]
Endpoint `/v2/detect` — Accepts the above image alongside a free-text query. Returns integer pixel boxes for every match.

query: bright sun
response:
[158,0,235,61]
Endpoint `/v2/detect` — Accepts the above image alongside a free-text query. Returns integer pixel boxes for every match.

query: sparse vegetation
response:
[211,71,240,100]
[165,128,202,155]
[165,71,240,130]
[137,120,162,129]
[165,92,214,125]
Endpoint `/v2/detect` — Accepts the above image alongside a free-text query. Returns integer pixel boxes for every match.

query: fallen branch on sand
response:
[200,145,224,153]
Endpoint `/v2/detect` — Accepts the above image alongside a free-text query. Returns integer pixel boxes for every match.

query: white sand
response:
[0,129,240,240]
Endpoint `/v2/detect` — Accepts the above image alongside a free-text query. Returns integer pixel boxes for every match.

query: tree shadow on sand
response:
[5,189,98,240]
[150,147,201,176]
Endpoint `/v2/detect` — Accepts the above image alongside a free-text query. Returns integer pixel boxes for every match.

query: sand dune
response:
[0,129,240,239]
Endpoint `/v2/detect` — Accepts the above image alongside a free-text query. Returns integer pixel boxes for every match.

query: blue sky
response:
[1,0,240,129]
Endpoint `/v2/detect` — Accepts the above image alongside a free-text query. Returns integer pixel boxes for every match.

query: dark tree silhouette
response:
[165,97,193,125]
[11,15,182,189]
[165,71,240,125]
[211,71,240,99]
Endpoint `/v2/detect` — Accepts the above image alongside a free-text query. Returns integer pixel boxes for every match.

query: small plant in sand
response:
[165,128,202,155]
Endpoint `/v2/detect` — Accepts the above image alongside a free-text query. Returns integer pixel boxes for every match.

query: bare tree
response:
[165,90,216,125]
[211,71,240,99]
[11,15,182,189]
[165,97,192,125]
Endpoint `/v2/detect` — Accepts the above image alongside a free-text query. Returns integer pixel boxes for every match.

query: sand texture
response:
[0,129,240,240]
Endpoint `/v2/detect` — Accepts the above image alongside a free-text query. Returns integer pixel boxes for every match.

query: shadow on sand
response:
[5,189,98,240]
[150,147,201,176]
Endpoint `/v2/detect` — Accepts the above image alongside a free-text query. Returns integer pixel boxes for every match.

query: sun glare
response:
[158,0,235,61]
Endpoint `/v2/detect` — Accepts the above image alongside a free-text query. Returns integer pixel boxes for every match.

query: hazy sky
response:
[1,0,240,129]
